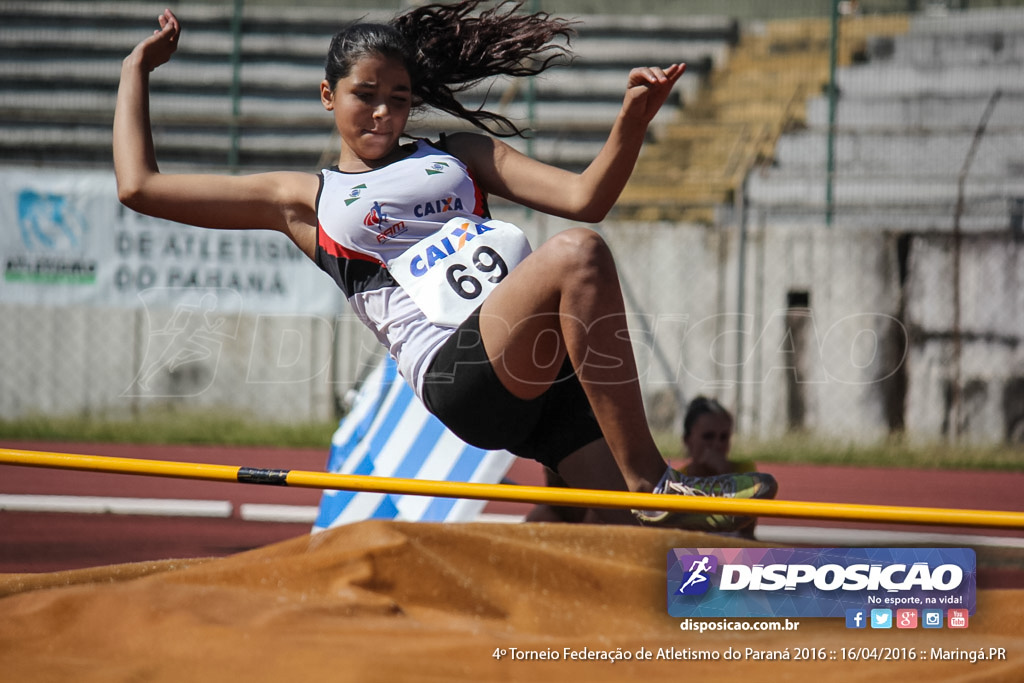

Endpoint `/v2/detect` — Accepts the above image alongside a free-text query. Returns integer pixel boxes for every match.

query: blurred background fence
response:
[1,0,1022,452]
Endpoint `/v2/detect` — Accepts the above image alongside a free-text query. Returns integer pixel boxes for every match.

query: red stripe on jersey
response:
[466,169,487,218]
[317,223,382,265]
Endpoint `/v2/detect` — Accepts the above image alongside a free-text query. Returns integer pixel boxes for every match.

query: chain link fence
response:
[1,1,1022,450]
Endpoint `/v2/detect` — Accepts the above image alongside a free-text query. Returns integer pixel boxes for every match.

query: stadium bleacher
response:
[2,3,1022,224]
[745,8,1024,229]
[0,2,735,176]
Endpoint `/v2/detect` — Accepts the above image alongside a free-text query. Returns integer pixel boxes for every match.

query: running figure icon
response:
[678,556,713,593]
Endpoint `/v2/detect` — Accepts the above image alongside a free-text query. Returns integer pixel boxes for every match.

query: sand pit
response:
[1,521,1021,682]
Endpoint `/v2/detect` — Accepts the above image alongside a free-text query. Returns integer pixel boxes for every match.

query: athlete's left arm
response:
[450,64,684,223]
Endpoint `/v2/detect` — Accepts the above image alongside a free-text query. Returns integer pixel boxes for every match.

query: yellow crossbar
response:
[2,448,1023,530]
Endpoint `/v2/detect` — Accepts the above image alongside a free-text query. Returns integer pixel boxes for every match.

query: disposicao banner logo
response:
[667,548,976,618]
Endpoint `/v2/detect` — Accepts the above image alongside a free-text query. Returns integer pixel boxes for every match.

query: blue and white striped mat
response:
[313,356,515,531]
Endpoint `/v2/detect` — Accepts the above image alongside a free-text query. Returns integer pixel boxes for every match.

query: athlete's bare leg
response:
[524,467,587,523]
[478,227,666,494]
[525,439,639,525]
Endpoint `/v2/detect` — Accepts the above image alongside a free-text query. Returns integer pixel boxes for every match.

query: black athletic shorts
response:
[421,306,604,471]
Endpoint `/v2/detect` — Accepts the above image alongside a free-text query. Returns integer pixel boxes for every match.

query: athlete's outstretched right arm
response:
[113,9,318,257]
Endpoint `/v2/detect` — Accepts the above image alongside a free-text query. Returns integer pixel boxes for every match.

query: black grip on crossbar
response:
[237,467,290,486]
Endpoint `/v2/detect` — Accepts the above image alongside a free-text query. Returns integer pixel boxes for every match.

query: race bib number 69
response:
[388,217,532,328]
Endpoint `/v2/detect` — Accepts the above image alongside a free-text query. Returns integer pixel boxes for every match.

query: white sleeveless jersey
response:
[314,138,490,397]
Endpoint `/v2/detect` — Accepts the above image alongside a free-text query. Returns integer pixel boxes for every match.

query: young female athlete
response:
[682,397,740,478]
[678,396,764,534]
[114,1,776,527]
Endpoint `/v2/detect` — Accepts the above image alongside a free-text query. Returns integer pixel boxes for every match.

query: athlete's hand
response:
[130,8,181,72]
[620,63,686,125]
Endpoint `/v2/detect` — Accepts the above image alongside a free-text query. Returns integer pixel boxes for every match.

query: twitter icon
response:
[870,609,893,629]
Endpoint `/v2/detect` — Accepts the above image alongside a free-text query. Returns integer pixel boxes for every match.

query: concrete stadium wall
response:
[3,207,1020,445]
[0,302,379,423]
[735,6,1024,445]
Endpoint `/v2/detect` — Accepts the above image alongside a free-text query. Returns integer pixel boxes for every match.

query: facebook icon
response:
[845,609,867,629]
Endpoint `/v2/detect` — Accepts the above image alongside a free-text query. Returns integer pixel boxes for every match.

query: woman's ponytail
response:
[392,0,574,136]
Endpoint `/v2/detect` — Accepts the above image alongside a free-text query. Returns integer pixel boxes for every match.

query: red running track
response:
[2,441,1023,586]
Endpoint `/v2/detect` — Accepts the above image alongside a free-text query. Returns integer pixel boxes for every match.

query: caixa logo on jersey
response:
[667,548,976,618]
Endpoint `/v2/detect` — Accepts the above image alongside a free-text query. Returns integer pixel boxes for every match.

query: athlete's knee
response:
[550,227,609,257]
[546,228,616,278]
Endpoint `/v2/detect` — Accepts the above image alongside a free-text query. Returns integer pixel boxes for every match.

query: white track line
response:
[756,524,1024,549]
[474,513,526,524]
[239,503,319,523]
[5,495,1024,549]
[0,494,232,518]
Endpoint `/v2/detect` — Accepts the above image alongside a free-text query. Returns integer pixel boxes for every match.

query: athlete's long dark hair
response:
[324,0,574,137]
